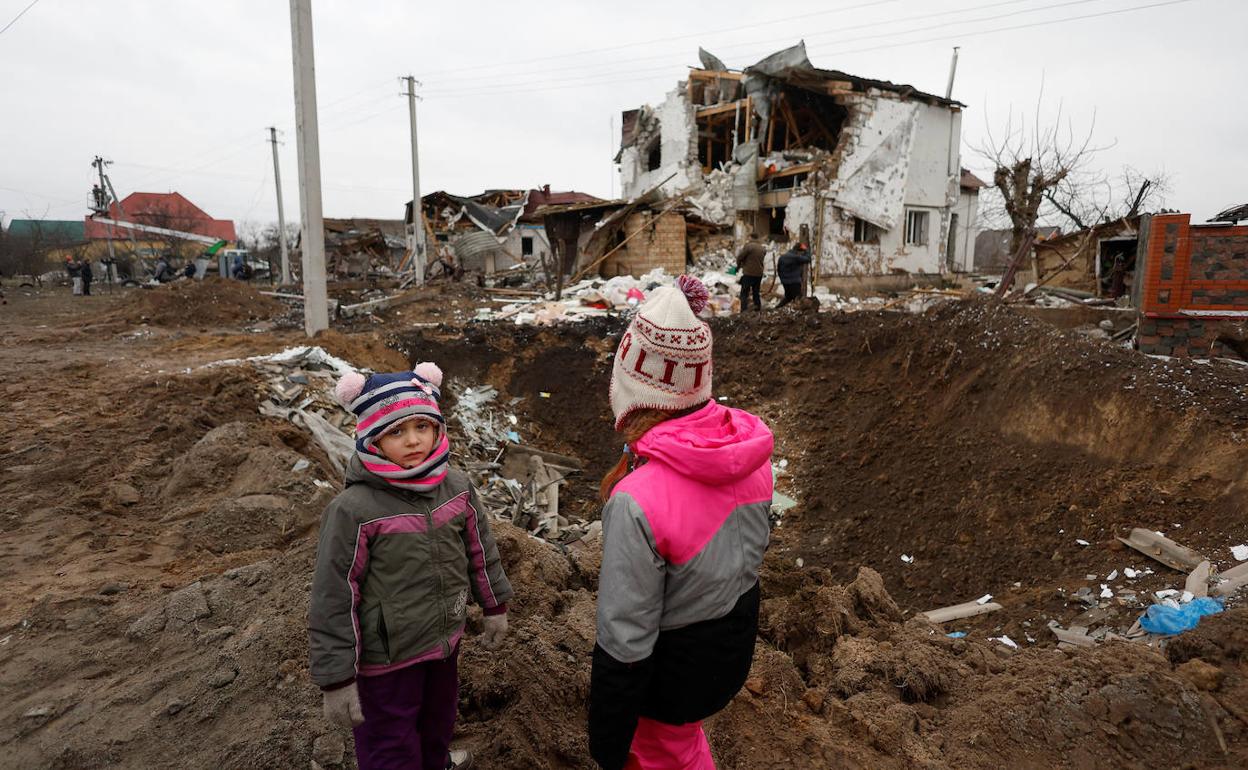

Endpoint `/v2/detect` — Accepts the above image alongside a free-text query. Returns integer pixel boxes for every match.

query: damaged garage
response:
[617,42,974,289]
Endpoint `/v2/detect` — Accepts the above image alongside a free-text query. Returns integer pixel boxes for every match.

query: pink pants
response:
[624,717,716,770]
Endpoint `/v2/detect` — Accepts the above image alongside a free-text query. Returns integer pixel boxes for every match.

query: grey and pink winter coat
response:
[308,457,511,689]
[589,401,774,769]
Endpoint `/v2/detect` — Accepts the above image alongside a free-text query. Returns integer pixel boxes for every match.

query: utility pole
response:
[268,127,292,286]
[403,75,426,287]
[288,0,329,336]
[92,156,117,268]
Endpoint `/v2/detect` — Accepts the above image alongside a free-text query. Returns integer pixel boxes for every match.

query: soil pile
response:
[3,292,1247,767]
[108,279,284,328]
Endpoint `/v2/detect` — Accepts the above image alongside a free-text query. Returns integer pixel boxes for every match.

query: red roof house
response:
[84,192,237,242]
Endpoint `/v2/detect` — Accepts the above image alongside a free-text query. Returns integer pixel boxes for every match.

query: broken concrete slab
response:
[1051,626,1097,647]
[1185,560,1212,598]
[1211,561,1248,598]
[1117,528,1207,572]
[919,599,1003,624]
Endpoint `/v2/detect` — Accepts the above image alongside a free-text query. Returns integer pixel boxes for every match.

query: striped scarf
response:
[347,370,450,492]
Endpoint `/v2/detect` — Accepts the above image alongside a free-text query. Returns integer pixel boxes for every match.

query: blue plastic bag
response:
[1138,597,1224,635]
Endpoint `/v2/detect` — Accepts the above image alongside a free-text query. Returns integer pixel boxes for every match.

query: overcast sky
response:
[1,0,1244,236]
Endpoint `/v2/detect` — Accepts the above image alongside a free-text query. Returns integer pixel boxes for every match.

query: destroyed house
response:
[406,188,601,276]
[617,43,970,285]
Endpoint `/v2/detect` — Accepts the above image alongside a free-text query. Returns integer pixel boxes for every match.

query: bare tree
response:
[976,98,1105,277]
[1043,165,1171,231]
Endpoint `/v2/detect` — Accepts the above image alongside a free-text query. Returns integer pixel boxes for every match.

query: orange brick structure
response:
[1136,213,1248,357]
[601,211,687,278]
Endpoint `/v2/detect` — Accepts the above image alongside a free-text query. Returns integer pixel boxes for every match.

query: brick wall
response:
[601,210,686,277]
[1137,213,1248,357]
[1136,316,1248,358]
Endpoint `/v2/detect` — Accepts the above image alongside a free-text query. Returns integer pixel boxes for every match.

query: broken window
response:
[521,236,533,257]
[646,139,662,172]
[905,209,929,247]
[853,218,880,244]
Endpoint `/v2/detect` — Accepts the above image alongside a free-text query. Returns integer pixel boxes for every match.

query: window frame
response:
[904,209,930,247]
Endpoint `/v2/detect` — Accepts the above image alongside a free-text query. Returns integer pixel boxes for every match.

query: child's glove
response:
[481,612,508,649]
[322,681,364,728]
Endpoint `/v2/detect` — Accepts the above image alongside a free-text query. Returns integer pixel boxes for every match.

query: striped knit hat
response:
[334,362,450,491]
[609,275,713,430]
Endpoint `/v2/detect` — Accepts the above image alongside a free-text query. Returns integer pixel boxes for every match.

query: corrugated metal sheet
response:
[453,230,503,261]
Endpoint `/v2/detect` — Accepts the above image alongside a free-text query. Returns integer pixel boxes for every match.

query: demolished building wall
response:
[617,44,966,283]
[619,88,700,201]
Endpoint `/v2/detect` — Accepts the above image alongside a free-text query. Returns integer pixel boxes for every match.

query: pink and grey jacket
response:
[308,457,511,690]
[589,401,773,770]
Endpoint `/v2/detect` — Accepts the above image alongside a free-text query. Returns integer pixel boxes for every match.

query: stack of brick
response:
[1136,213,1248,358]
[601,210,686,278]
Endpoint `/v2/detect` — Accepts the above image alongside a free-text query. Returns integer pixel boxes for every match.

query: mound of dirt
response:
[5,292,1248,768]
[110,278,284,328]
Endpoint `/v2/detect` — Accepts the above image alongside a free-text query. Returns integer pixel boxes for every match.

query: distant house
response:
[949,169,985,273]
[83,191,236,267]
[405,187,602,276]
[974,226,1062,273]
[6,219,86,245]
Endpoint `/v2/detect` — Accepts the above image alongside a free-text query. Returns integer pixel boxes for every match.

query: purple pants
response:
[352,647,459,770]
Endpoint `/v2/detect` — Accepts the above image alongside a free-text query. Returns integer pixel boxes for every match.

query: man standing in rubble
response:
[775,242,810,308]
[735,233,766,312]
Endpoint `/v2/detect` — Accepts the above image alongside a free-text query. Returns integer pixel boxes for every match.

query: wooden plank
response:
[1117,528,1207,572]
[688,68,743,81]
[696,100,746,119]
[918,600,1003,624]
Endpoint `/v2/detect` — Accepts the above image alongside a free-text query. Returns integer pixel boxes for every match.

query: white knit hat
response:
[609,275,713,430]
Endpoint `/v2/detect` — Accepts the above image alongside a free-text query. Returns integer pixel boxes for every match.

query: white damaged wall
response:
[620,87,701,200]
[829,98,918,232]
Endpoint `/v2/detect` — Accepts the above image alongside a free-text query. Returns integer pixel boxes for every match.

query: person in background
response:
[78,257,93,296]
[775,242,810,308]
[153,255,174,283]
[734,232,766,312]
[183,260,197,279]
[66,257,82,296]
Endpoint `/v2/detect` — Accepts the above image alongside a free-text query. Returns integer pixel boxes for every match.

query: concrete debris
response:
[920,598,1003,624]
[1117,527,1208,572]
[1232,544,1248,561]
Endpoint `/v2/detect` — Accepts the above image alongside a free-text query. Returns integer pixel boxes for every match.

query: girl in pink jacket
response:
[589,276,774,770]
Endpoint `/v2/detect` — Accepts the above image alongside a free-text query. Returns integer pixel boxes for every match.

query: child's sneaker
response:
[447,748,474,770]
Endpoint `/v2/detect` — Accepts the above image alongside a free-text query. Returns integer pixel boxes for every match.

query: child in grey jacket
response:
[309,362,512,770]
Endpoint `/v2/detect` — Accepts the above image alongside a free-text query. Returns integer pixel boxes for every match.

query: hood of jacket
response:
[632,401,773,486]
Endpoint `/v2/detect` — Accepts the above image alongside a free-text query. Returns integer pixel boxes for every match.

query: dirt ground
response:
[1,280,1245,768]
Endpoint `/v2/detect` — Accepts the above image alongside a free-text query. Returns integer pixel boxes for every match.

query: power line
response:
[419,0,1099,97]
[419,0,1037,89]
[0,0,43,37]
[421,0,1198,101]
[414,0,904,80]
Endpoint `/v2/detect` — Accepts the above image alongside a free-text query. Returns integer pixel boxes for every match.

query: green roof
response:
[6,219,86,242]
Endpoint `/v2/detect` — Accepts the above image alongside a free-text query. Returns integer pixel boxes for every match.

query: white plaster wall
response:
[829,97,918,231]
[951,190,979,272]
[620,87,701,200]
[906,103,960,207]
[497,224,550,270]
